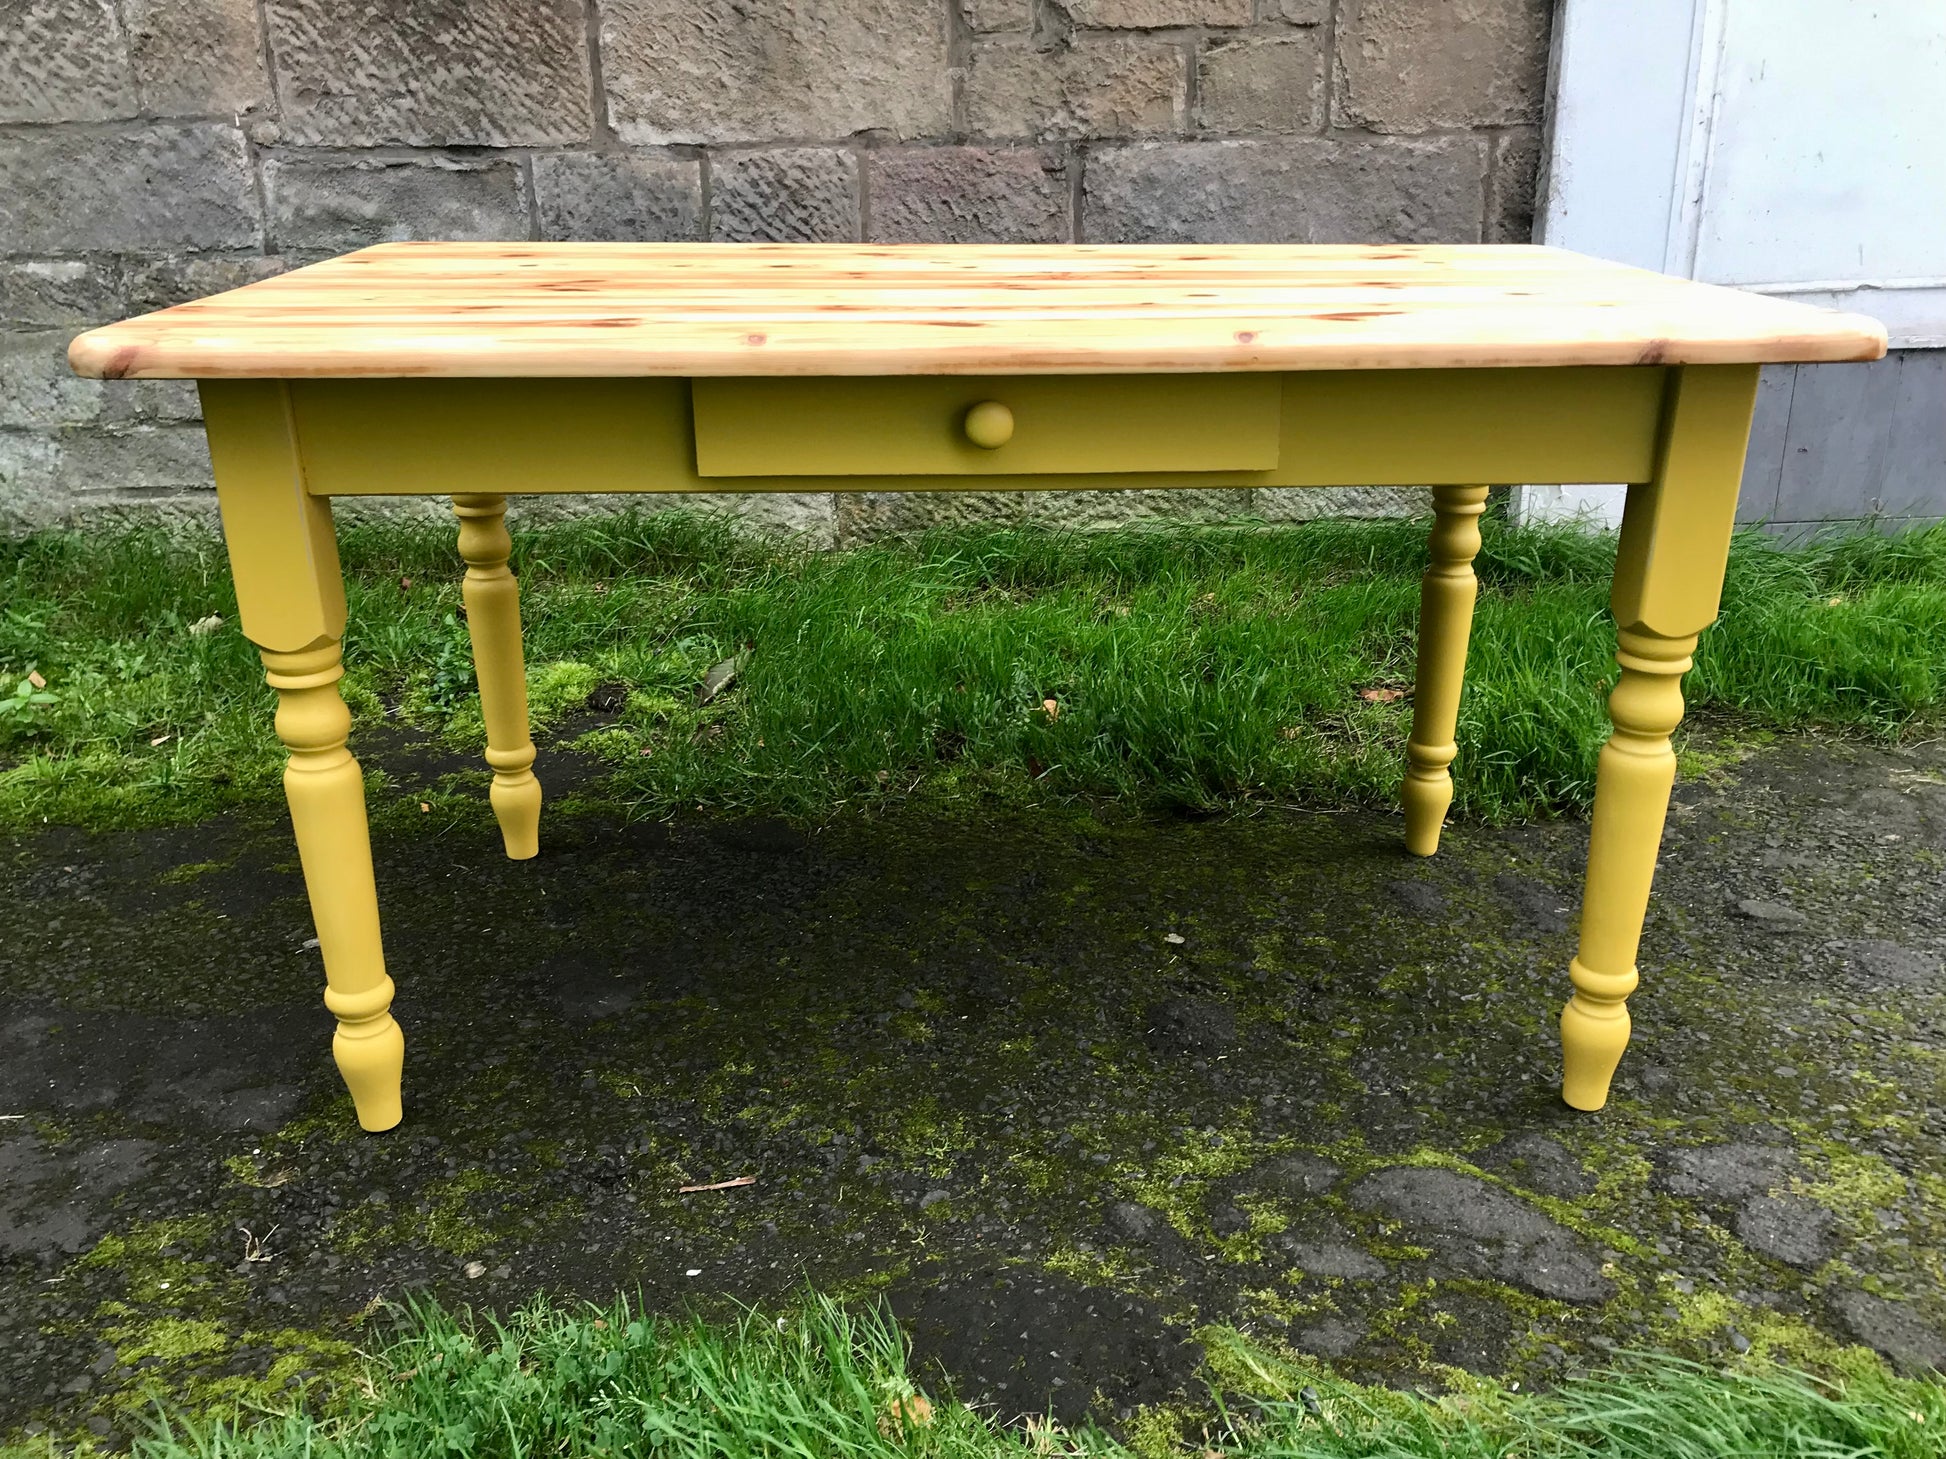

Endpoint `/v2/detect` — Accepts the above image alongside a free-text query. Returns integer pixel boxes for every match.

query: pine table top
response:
[68,242,1889,380]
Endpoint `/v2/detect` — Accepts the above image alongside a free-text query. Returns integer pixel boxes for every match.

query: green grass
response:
[3,511,1945,830]
[53,1293,1946,1459]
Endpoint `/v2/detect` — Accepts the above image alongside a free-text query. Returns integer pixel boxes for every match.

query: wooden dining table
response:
[68,242,1886,1132]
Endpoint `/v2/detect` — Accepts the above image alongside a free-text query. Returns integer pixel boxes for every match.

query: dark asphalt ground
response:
[3,728,1944,1443]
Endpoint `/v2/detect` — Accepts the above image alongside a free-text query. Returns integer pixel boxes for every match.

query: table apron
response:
[258,367,1672,497]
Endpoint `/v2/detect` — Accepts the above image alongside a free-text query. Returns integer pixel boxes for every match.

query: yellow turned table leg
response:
[1561,626,1693,1107]
[264,641,405,1130]
[201,377,404,1133]
[1560,364,1759,1110]
[1403,484,1488,856]
[452,493,541,860]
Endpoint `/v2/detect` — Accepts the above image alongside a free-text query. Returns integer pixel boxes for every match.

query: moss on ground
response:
[5,728,1945,1445]
[33,1218,365,1446]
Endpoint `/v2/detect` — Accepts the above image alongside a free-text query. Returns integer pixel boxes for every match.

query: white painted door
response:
[1520,0,1946,526]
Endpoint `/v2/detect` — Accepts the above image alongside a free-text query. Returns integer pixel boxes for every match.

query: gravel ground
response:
[2,729,1943,1443]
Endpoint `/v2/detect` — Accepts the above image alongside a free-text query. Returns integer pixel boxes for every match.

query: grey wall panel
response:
[1763,350,1946,530]
[1737,362,1796,523]
[1879,351,1946,520]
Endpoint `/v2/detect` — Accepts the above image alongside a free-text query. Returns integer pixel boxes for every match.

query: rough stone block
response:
[1021,487,1254,528]
[1255,486,1422,521]
[494,501,828,552]
[966,36,1183,141]
[5,425,217,527]
[0,261,125,328]
[1195,34,1322,134]
[0,356,155,460]
[1334,0,1549,133]
[836,490,1027,543]
[265,155,529,252]
[535,153,703,242]
[0,432,65,531]
[124,0,268,115]
[0,332,106,428]
[120,379,204,423]
[600,0,951,145]
[839,487,1264,541]
[55,357,204,424]
[0,124,258,253]
[506,492,838,547]
[710,149,859,243]
[1066,0,1251,25]
[5,356,207,427]
[1267,0,1327,21]
[117,255,290,315]
[961,0,1030,31]
[711,492,838,546]
[69,426,216,499]
[263,0,591,145]
[1083,136,1486,243]
[1488,126,1540,244]
[868,148,1068,243]
[0,0,135,121]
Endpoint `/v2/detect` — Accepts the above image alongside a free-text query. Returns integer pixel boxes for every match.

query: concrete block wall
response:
[0,0,1549,541]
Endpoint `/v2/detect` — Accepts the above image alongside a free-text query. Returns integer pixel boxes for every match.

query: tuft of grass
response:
[1203,1327,1946,1459]
[2,512,1944,830]
[123,1294,1113,1459]
[24,1294,1942,1459]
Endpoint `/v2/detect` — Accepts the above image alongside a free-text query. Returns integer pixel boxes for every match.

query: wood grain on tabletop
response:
[67,242,1890,380]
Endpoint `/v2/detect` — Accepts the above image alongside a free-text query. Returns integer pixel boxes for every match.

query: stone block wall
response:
[0,0,1550,542]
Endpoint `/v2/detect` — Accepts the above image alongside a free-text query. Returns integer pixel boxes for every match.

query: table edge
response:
[68,326,1890,380]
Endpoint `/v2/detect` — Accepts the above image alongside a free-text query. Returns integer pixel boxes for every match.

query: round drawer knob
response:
[963,400,1014,449]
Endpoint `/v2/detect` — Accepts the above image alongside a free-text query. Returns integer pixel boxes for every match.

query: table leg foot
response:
[454,493,542,860]
[264,639,405,1132]
[327,978,405,1131]
[1404,484,1487,856]
[1401,757,1455,858]
[486,756,542,862]
[1562,958,1636,1111]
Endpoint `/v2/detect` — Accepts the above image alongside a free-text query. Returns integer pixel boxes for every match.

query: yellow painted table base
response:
[70,242,1885,1132]
[192,364,1759,1129]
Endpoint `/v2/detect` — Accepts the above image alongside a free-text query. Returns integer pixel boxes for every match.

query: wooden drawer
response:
[690,374,1282,477]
